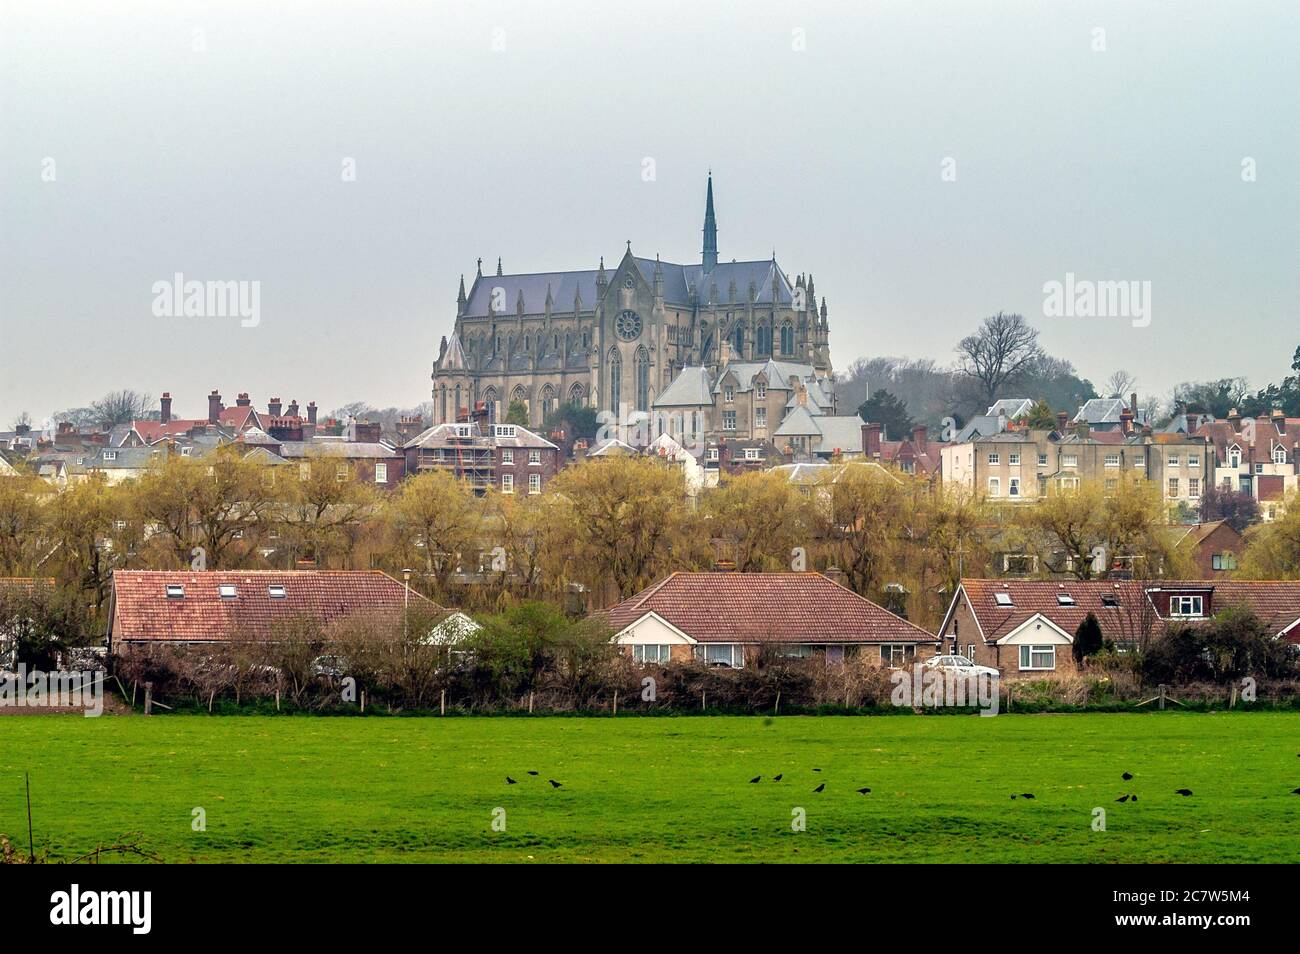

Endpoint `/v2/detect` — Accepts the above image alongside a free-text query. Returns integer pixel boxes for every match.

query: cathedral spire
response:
[701,171,718,273]
[457,274,467,316]
[496,257,503,276]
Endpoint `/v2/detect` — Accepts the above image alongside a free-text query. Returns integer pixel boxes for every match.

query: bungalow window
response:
[879,644,914,667]
[1019,645,1056,670]
[267,585,287,598]
[632,644,672,664]
[165,584,185,599]
[1169,595,1204,618]
[374,462,388,483]
[696,644,744,668]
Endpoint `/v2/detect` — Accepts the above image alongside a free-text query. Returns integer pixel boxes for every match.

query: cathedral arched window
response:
[780,321,794,356]
[540,385,555,422]
[569,383,585,407]
[608,348,622,412]
[757,324,771,356]
[635,346,650,412]
[732,324,744,357]
[454,385,462,422]
[483,386,498,423]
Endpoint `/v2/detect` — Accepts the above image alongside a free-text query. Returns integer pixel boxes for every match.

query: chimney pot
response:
[160,393,173,424]
[208,391,223,424]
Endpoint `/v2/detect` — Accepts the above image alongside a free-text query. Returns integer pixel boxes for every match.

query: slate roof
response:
[602,572,939,644]
[1072,398,1129,426]
[987,399,1033,419]
[654,366,714,407]
[460,256,794,318]
[277,441,401,460]
[109,570,445,644]
[404,422,556,450]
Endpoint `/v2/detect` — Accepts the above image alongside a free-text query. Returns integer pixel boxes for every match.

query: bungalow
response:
[107,570,446,652]
[939,578,1300,675]
[603,571,940,668]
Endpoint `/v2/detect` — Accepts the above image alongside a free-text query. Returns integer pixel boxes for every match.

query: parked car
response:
[923,654,999,678]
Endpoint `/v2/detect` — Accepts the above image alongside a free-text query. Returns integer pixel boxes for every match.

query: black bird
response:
[749,776,761,783]
[506,776,517,785]
[813,768,822,772]
[1291,788,1300,795]
[856,787,871,795]
[1020,793,1035,799]
[1175,789,1193,796]
[548,779,562,788]
[1115,795,1130,803]
[773,774,783,781]
[1132,795,1138,802]
[813,783,825,793]
[527,771,539,776]
[1122,772,1134,781]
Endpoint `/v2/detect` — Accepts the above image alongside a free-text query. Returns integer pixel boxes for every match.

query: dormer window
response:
[1056,593,1076,606]
[995,592,1014,607]
[1274,446,1287,464]
[219,584,238,599]
[268,585,287,598]
[1229,446,1241,467]
[103,451,117,461]
[1169,595,1204,618]
[165,584,185,599]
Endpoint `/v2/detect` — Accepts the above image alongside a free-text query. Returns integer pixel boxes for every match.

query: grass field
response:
[3,712,1298,863]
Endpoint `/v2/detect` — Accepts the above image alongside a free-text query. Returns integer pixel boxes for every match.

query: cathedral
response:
[431,175,834,432]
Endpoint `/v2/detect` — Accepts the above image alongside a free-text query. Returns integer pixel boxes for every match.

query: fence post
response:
[276,688,281,712]
[1159,685,1166,710]
[143,682,152,716]
[702,690,706,711]
[528,691,534,714]
[359,690,365,714]
[612,690,618,717]
[1229,684,1238,709]
[774,691,781,716]
[440,689,446,715]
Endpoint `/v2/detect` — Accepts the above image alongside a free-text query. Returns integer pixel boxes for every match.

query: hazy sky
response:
[2,1,1298,425]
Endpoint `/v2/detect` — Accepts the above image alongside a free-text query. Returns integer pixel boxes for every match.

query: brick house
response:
[1195,409,1298,519]
[939,578,1300,675]
[1168,520,1246,576]
[403,421,560,496]
[603,571,940,667]
[277,419,406,490]
[107,570,445,651]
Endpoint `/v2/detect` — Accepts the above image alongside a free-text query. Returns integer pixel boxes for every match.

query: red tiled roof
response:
[954,578,1300,644]
[602,572,939,644]
[110,570,445,644]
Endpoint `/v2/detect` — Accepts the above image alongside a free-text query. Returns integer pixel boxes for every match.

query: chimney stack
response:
[208,390,223,424]
[287,399,300,418]
[236,392,251,407]
[912,424,928,447]
[160,392,172,424]
[1056,411,1069,433]
[862,422,883,458]
[268,397,282,418]
[307,401,317,425]
[1119,404,1134,436]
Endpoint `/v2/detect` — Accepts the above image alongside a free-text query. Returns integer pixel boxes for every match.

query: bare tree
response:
[1104,370,1136,399]
[89,390,155,429]
[955,313,1043,404]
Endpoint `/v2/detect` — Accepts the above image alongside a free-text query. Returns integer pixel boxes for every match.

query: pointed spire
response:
[457,274,467,316]
[545,283,554,310]
[476,257,483,279]
[496,257,503,276]
[701,171,718,272]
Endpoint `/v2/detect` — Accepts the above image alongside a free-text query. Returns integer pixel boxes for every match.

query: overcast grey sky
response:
[2,0,1297,425]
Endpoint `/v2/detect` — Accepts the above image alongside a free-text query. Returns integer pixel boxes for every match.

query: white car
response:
[923,654,999,678]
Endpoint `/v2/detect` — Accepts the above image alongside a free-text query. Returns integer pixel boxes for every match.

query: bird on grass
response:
[813,783,825,793]
[1115,794,1130,803]
[1175,789,1193,796]
[1011,793,1035,800]
[1291,788,1300,795]
[527,771,539,776]
[548,779,562,788]
[773,774,783,781]
[1122,772,1134,781]
[856,787,871,795]
[749,776,761,784]
[813,768,822,772]
[506,776,517,785]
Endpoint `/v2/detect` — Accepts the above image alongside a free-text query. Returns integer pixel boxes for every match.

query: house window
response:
[1167,454,1180,466]
[528,450,541,465]
[1133,455,1145,467]
[755,408,766,428]
[501,473,514,494]
[1105,478,1118,491]
[697,643,744,668]
[987,453,1000,465]
[1188,478,1200,498]
[987,477,1001,496]
[1212,552,1237,571]
[1038,453,1048,466]
[374,462,388,483]
[1188,454,1200,467]
[1008,453,1020,465]
[707,447,720,461]
[879,644,914,667]
[528,473,541,494]
[632,644,672,664]
[502,449,514,465]
[744,448,760,461]
[1062,454,1078,468]
[1274,446,1288,464]
[1019,645,1056,670]
[219,584,238,599]
[1229,449,1241,467]
[1168,478,1180,497]
[756,384,767,400]
[103,451,117,461]
[336,465,348,482]
[723,411,736,431]
[1169,595,1204,618]
[723,386,734,403]
[1104,454,1120,467]
[1008,477,1020,497]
